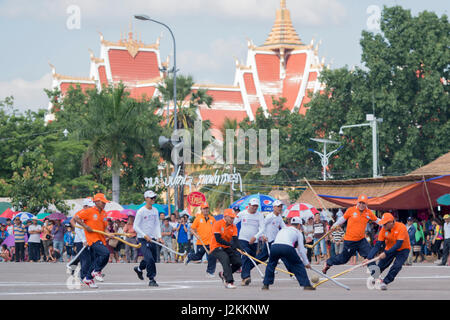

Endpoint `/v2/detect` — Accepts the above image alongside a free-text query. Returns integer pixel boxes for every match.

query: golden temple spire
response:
[262,0,303,49]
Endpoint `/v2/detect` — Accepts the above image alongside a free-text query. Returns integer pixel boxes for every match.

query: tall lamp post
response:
[134,14,179,210]
[308,138,342,181]
[339,114,383,178]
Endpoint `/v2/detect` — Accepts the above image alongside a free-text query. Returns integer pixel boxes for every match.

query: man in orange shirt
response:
[364,212,411,290]
[210,209,242,289]
[323,194,380,274]
[184,202,217,277]
[73,193,112,288]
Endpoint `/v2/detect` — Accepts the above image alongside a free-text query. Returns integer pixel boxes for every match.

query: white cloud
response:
[0,73,52,112]
[0,0,347,26]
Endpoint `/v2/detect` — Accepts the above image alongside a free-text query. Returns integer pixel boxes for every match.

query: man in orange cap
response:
[364,212,411,290]
[210,208,242,289]
[323,194,380,274]
[184,202,217,277]
[73,193,112,288]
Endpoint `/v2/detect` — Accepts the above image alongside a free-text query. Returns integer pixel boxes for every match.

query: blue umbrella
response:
[229,194,277,214]
[0,217,8,225]
[12,212,34,223]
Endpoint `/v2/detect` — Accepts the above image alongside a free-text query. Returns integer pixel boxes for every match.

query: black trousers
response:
[440,239,450,265]
[211,247,242,284]
[138,238,158,280]
[15,242,25,262]
[28,242,40,261]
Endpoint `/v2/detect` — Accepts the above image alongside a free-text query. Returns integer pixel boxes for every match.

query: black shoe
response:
[148,279,159,287]
[262,284,269,290]
[241,277,251,286]
[304,286,316,291]
[134,266,144,280]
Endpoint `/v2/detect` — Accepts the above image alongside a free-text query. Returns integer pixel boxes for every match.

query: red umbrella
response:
[107,210,128,221]
[284,203,319,220]
[121,209,136,217]
[0,208,16,219]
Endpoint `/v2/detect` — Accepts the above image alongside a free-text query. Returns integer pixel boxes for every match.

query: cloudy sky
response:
[0,0,447,112]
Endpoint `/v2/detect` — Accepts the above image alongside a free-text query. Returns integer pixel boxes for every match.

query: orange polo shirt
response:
[378,222,411,251]
[210,219,238,252]
[76,207,108,246]
[343,206,379,241]
[191,214,216,246]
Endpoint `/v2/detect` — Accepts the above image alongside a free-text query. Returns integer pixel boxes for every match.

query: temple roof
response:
[260,0,303,50]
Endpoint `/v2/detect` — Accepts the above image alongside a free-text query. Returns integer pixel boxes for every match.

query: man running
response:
[210,209,242,289]
[323,194,380,274]
[262,217,314,290]
[257,200,286,262]
[184,202,217,277]
[73,193,111,288]
[133,190,163,287]
[234,198,266,286]
[364,212,411,290]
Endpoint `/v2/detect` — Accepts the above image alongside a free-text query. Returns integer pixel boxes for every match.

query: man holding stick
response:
[262,217,314,291]
[364,212,411,290]
[258,200,286,262]
[234,198,266,286]
[323,194,380,274]
[73,193,112,288]
[133,190,163,287]
[210,209,242,289]
[184,202,217,277]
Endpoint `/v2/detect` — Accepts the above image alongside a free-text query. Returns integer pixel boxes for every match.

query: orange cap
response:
[93,193,110,203]
[357,194,368,203]
[379,212,394,225]
[224,208,236,218]
[200,202,209,209]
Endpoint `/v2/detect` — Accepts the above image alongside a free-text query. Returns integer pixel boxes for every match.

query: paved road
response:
[0,262,449,300]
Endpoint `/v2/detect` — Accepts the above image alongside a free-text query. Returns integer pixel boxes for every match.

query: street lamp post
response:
[308,138,343,181]
[339,114,383,178]
[135,14,179,210]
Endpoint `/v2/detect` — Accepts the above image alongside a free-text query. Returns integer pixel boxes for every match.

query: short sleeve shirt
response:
[210,219,238,252]
[191,214,216,245]
[378,222,411,251]
[343,206,378,241]
[76,207,108,246]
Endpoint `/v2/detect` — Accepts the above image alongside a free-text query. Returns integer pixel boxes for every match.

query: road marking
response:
[0,284,191,296]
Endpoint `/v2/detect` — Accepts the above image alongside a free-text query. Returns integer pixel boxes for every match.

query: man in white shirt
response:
[133,190,163,287]
[234,197,266,286]
[257,200,286,262]
[439,214,450,266]
[28,217,42,262]
[262,217,314,291]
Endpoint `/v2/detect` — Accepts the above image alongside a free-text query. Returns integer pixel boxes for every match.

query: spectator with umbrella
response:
[0,224,9,245]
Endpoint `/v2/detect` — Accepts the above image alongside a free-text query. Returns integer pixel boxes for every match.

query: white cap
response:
[273,200,283,207]
[83,198,94,207]
[180,210,189,217]
[144,190,157,199]
[291,217,302,225]
[249,198,259,206]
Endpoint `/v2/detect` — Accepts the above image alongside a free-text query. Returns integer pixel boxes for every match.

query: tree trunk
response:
[112,163,120,203]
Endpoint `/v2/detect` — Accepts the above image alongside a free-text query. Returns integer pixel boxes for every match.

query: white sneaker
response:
[82,278,98,288]
[225,282,237,289]
[91,271,104,282]
[206,272,215,278]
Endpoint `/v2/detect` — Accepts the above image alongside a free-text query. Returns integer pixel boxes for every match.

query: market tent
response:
[319,175,450,210]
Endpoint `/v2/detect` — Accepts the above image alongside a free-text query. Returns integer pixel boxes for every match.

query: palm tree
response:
[76,83,161,203]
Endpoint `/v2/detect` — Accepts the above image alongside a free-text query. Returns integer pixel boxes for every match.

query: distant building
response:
[46,0,326,130]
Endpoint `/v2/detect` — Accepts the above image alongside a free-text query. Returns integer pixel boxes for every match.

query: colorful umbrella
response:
[36,212,51,220]
[437,194,450,206]
[0,234,27,247]
[122,203,144,211]
[47,212,67,221]
[283,203,319,220]
[0,217,8,224]
[0,208,16,219]
[229,194,277,214]
[121,209,136,216]
[107,210,128,221]
[12,212,34,223]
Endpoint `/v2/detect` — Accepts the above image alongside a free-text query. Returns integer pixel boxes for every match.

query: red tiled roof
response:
[255,54,280,82]
[60,82,96,95]
[199,108,248,130]
[205,90,243,104]
[98,66,108,86]
[243,73,257,95]
[282,53,306,110]
[298,71,318,114]
[128,86,156,100]
[108,49,160,82]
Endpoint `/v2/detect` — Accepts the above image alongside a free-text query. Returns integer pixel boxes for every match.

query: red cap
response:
[357,194,368,203]
[224,208,236,218]
[379,212,394,225]
[93,193,110,203]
